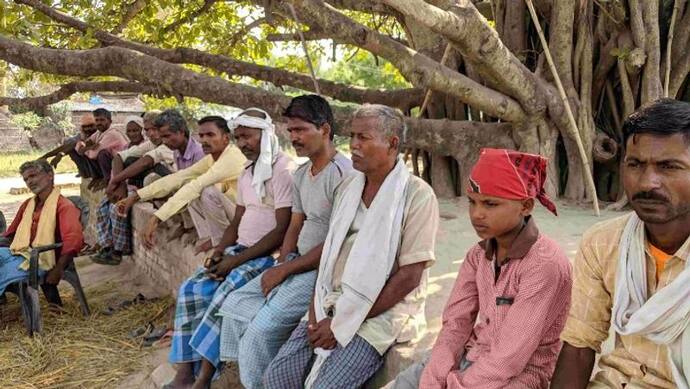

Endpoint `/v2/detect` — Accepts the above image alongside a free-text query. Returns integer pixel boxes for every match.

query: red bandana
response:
[468,148,557,216]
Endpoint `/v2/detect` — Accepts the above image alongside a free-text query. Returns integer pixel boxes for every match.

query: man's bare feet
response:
[194,239,213,255]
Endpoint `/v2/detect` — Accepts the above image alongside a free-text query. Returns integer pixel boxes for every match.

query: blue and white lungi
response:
[168,244,275,374]
[218,253,317,389]
[0,247,37,295]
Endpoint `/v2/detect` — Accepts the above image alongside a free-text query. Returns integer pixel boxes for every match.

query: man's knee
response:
[200,186,222,206]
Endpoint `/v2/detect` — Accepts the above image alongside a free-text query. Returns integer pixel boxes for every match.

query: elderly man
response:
[92,113,174,265]
[164,108,294,389]
[551,99,690,389]
[76,108,129,190]
[116,115,245,255]
[41,114,98,174]
[213,95,352,389]
[0,160,83,299]
[263,104,439,388]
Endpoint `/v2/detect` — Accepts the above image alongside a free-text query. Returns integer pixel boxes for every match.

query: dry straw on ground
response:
[0,282,172,388]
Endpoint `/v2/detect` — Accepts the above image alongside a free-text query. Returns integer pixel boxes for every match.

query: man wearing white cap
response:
[164,108,295,389]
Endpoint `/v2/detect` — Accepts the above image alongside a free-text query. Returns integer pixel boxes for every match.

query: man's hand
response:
[141,216,160,249]
[45,266,64,285]
[203,251,223,269]
[261,265,288,296]
[205,255,238,281]
[49,154,63,168]
[308,318,337,350]
[116,194,139,217]
[107,182,127,203]
[105,179,120,197]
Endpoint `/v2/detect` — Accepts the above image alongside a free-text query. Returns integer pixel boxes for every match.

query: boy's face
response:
[467,191,533,240]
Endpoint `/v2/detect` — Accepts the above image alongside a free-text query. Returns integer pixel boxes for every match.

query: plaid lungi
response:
[95,198,131,253]
[169,244,275,372]
[218,254,317,389]
[263,321,383,389]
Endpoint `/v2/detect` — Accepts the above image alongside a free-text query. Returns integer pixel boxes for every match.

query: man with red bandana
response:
[388,148,572,389]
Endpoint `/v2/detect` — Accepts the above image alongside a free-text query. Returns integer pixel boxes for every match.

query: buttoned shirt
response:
[421,217,572,389]
[174,137,205,170]
[560,213,690,389]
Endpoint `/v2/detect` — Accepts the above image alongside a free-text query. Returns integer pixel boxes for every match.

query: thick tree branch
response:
[640,0,662,102]
[0,35,499,155]
[0,81,158,112]
[13,0,422,110]
[278,0,526,122]
[111,0,147,35]
[380,0,546,117]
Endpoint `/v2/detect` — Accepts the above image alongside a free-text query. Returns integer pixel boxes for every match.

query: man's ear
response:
[321,123,332,139]
[389,135,400,153]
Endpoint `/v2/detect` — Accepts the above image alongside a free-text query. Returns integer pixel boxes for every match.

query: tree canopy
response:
[1,0,689,204]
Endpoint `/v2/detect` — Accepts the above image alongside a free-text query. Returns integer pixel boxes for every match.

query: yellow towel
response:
[10,188,61,271]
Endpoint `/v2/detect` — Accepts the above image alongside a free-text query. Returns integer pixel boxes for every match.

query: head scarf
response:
[468,148,557,215]
[125,115,144,129]
[228,108,280,199]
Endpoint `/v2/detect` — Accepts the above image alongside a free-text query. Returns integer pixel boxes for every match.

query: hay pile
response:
[0,282,172,388]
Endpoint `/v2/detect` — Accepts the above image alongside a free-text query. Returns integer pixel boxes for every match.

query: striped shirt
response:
[561,213,690,388]
[421,217,572,388]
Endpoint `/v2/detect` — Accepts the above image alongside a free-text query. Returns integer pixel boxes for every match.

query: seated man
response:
[75,108,129,190]
[124,115,145,147]
[390,149,572,389]
[551,99,690,389]
[92,112,173,265]
[0,160,84,301]
[164,108,294,389]
[214,95,352,389]
[116,115,245,254]
[264,104,439,389]
[41,114,97,173]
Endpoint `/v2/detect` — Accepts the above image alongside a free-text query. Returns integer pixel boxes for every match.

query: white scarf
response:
[305,157,409,388]
[612,213,690,389]
[228,108,279,199]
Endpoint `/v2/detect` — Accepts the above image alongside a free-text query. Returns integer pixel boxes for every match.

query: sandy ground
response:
[2,184,624,387]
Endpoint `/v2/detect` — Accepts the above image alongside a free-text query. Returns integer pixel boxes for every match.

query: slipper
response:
[141,327,169,347]
[129,322,154,339]
[150,329,173,348]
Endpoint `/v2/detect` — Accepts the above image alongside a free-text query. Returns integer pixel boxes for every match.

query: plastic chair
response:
[4,196,91,336]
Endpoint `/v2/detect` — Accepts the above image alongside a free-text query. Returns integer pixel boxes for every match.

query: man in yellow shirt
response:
[117,116,245,254]
[551,99,690,389]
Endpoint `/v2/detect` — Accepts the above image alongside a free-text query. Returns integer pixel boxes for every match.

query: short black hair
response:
[198,115,230,133]
[92,108,112,120]
[623,98,690,144]
[154,109,188,135]
[283,95,335,140]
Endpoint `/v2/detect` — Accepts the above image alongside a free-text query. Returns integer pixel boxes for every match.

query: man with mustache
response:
[215,95,352,389]
[116,115,245,255]
[0,160,83,304]
[264,104,439,389]
[551,99,690,389]
[75,108,129,191]
[164,108,294,389]
[40,113,98,175]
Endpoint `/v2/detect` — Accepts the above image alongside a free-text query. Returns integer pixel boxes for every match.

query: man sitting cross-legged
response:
[92,114,169,265]
[0,160,83,304]
[164,108,295,389]
[214,95,353,389]
[263,104,439,389]
[551,99,690,389]
[40,114,97,174]
[115,115,245,254]
[389,148,572,389]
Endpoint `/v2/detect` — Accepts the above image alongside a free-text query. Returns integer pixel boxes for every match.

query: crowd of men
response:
[1,95,689,389]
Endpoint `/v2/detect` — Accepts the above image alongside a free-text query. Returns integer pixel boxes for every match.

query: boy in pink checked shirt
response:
[388,148,572,389]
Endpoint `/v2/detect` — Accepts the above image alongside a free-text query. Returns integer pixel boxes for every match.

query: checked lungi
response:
[169,244,275,373]
[218,253,317,389]
[263,321,383,389]
[95,198,131,253]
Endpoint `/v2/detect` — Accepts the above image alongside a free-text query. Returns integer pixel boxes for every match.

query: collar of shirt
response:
[175,137,203,165]
[479,215,539,262]
[643,227,690,263]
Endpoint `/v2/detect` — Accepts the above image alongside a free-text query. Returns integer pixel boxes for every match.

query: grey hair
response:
[352,104,407,148]
[20,159,54,175]
[142,110,161,124]
[154,109,188,135]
